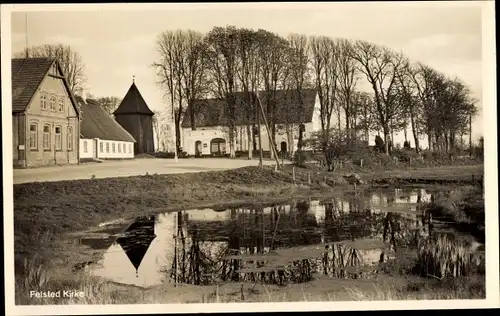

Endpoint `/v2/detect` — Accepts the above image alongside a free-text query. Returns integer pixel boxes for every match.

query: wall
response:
[181,121,318,156]
[79,138,96,159]
[93,139,135,159]
[115,114,154,155]
[12,115,19,162]
[21,66,79,168]
[139,115,155,153]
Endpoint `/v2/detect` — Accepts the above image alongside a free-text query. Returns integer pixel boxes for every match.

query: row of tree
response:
[16,29,479,162]
[152,26,479,162]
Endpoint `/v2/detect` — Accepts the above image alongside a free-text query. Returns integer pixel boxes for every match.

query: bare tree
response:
[337,39,359,140]
[257,29,290,159]
[236,28,261,159]
[153,30,208,154]
[205,26,240,159]
[16,44,86,93]
[353,91,376,144]
[94,96,122,115]
[310,36,340,170]
[287,34,312,153]
[350,41,406,154]
[153,31,180,153]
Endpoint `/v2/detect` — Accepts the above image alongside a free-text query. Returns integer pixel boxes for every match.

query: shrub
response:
[293,150,315,167]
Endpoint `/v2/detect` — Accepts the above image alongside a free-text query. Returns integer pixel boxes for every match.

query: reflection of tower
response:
[116,215,156,278]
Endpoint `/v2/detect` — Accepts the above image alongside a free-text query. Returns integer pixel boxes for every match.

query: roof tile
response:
[77,96,136,142]
[114,82,154,116]
[181,89,317,128]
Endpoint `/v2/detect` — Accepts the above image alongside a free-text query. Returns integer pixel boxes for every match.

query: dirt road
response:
[13,158,279,184]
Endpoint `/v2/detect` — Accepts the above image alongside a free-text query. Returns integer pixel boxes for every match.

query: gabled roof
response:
[11,58,79,115]
[113,82,154,116]
[180,89,317,128]
[76,95,136,142]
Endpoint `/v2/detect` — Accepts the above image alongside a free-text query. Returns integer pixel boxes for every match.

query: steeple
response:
[113,80,154,116]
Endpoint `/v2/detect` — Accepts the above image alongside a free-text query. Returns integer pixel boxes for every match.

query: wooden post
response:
[308,172,311,185]
[360,159,363,168]
[292,166,296,183]
[173,213,178,287]
[255,92,280,169]
[256,98,263,167]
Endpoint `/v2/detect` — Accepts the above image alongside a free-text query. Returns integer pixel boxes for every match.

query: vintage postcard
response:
[2,2,498,315]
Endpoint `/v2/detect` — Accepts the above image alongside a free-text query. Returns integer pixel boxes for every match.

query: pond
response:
[78,187,483,288]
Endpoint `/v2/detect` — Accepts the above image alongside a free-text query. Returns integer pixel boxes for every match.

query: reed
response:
[415,234,483,279]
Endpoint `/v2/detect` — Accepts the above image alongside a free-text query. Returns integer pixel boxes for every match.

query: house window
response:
[106,142,110,153]
[99,142,104,153]
[118,143,121,153]
[43,124,51,150]
[67,126,73,151]
[112,143,116,153]
[55,126,62,150]
[40,94,47,110]
[129,143,132,153]
[49,95,56,111]
[58,97,64,112]
[29,123,38,150]
[83,140,88,153]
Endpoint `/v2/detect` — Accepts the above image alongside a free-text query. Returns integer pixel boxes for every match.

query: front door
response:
[195,141,202,157]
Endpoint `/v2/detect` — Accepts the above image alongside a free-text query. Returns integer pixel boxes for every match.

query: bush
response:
[391,148,422,163]
[293,150,315,167]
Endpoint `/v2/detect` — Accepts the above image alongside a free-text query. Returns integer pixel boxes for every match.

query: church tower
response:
[114,77,155,154]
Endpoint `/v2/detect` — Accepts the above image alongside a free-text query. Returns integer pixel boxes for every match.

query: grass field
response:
[12,163,485,305]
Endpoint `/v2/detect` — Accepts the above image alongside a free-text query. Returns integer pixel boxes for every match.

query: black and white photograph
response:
[1,2,498,315]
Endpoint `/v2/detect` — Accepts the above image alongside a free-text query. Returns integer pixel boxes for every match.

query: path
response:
[13,158,280,184]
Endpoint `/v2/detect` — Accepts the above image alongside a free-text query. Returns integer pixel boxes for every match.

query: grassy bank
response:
[13,164,485,305]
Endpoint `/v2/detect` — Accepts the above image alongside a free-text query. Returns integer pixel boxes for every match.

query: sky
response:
[9,2,487,143]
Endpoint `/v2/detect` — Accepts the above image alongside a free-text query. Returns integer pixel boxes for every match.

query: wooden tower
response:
[114,78,155,154]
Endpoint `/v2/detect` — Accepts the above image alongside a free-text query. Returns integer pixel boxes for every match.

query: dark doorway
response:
[195,140,202,157]
[280,141,287,153]
[210,138,226,157]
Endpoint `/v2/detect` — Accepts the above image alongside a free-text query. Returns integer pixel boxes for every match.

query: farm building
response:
[180,89,321,157]
[113,80,155,155]
[76,94,136,161]
[12,57,80,168]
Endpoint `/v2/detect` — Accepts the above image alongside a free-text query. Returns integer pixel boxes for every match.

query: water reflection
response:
[86,188,438,288]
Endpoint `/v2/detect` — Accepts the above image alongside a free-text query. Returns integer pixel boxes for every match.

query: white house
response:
[180,89,322,157]
[76,94,136,160]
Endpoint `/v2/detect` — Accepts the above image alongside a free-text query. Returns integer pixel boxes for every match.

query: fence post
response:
[292,166,296,183]
[360,159,363,168]
[308,172,311,186]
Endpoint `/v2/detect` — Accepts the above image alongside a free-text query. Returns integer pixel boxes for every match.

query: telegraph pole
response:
[172,100,178,163]
[256,94,263,167]
[25,14,29,57]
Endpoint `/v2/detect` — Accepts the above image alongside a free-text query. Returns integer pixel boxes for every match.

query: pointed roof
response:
[113,82,154,116]
[116,216,156,272]
[11,57,79,114]
[76,96,136,142]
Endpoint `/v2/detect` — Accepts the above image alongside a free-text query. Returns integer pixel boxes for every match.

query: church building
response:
[114,78,155,154]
